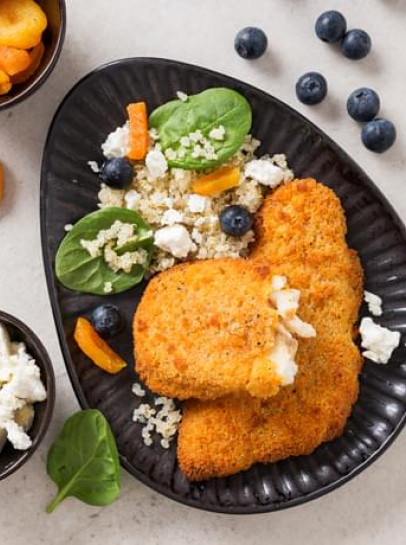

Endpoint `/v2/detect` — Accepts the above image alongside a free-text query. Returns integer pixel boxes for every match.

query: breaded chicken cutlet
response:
[134,258,302,400]
[177,179,364,481]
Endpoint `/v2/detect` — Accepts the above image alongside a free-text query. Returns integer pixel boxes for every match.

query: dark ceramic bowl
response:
[0,0,66,111]
[0,311,55,481]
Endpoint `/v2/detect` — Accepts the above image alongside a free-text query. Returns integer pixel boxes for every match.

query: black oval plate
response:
[41,58,406,514]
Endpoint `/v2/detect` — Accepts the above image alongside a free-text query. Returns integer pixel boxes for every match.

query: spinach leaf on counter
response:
[46,410,121,513]
[55,207,154,295]
[149,88,252,170]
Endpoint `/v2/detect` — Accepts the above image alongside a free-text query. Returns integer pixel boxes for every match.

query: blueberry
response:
[91,304,125,338]
[220,205,253,237]
[315,10,347,43]
[296,72,328,105]
[361,118,396,153]
[347,88,380,122]
[341,29,372,60]
[99,158,133,189]
[234,27,268,59]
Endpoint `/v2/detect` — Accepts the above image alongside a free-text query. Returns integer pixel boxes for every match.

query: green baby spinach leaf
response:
[46,410,121,513]
[149,87,252,170]
[55,207,154,295]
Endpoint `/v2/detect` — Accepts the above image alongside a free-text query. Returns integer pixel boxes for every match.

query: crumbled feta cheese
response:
[270,289,300,320]
[209,125,226,141]
[187,194,208,213]
[271,275,287,291]
[103,282,113,294]
[189,130,203,143]
[161,209,184,226]
[154,225,195,258]
[132,383,146,397]
[0,324,47,451]
[270,325,299,385]
[101,122,130,159]
[285,315,316,338]
[245,158,286,188]
[64,224,73,232]
[124,190,142,210]
[87,161,100,173]
[146,149,168,179]
[176,91,188,102]
[149,128,160,141]
[360,317,401,364]
[364,291,383,316]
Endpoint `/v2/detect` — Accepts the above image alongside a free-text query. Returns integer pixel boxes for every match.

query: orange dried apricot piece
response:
[11,41,44,84]
[0,70,12,95]
[192,166,240,196]
[0,0,47,50]
[74,317,127,374]
[127,102,149,160]
[0,45,31,76]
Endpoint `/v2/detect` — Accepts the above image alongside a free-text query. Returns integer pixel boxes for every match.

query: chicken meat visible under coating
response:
[177,178,364,481]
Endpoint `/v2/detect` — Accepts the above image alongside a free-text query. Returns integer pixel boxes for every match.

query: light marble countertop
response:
[1,0,406,543]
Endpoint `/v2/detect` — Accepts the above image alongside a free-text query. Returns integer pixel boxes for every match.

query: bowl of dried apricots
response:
[0,0,66,110]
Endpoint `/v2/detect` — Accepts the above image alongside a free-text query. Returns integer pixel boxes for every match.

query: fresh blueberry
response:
[347,88,380,122]
[315,10,347,43]
[91,304,125,338]
[220,205,253,237]
[295,72,328,105]
[234,27,268,60]
[99,158,133,189]
[341,29,372,60]
[361,118,396,153]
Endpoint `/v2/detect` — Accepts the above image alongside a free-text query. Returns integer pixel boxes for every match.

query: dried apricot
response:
[0,70,12,95]
[0,0,47,50]
[0,45,31,76]
[74,317,127,374]
[11,41,44,84]
[192,166,240,196]
[127,102,149,160]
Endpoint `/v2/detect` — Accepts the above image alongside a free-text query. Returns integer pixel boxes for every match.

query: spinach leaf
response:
[55,207,154,295]
[46,410,121,513]
[149,88,252,170]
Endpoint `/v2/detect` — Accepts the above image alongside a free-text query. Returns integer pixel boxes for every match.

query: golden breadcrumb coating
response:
[178,179,364,480]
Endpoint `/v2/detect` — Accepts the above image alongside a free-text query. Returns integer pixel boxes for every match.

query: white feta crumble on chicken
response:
[161,209,184,226]
[209,125,226,141]
[146,149,168,179]
[154,225,195,258]
[101,122,130,159]
[0,324,47,451]
[245,158,286,188]
[176,91,188,102]
[360,317,401,364]
[87,160,100,173]
[364,291,383,317]
[132,383,146,397]
[187,194,208,213]
[270,324,299,386]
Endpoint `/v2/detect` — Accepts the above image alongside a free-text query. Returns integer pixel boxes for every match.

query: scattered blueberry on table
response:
[234,27,268,59]
[90,304,125,338]
[99,158,133,189]
[341,29,372,60]
[361,118,396,153]
[347,88,380,122]
[219,205,253,237]
[315,10,347,43]
[296,72,328,105]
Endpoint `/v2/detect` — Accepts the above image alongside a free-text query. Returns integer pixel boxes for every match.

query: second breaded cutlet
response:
[134,258,299,400]
[178,179,364,481]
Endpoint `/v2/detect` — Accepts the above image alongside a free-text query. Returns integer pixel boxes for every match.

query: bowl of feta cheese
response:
[0,311,55,480]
